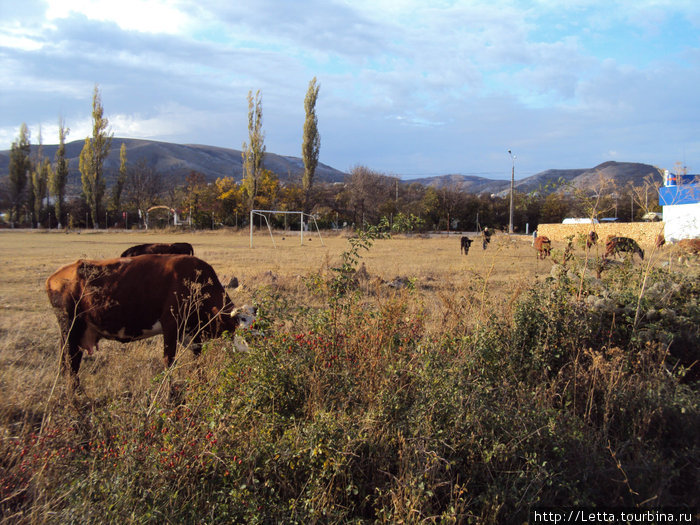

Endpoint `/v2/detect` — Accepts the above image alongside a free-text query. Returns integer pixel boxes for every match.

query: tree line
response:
[2,82,663,232]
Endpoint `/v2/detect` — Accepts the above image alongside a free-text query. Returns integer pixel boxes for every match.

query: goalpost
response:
[249,210,325,248]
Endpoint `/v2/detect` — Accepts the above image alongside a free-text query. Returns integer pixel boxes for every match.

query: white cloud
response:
[44,0,192,35]
[0,31,44,52]
[109,104,225,141]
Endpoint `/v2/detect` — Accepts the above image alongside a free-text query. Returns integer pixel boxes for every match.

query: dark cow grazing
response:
[655,234,665,248]
[46,254,256,390]
[534,236,551,259]
[604,236,644,261]
[120,242,194,258]
[460,236,473,255]
[586,231,598,249]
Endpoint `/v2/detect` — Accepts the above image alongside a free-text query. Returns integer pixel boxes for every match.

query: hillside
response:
[404,173,511,195]
[0,137,666,197]
[516,161,663,195]
[411,161,663,196]
[0,138,348,192]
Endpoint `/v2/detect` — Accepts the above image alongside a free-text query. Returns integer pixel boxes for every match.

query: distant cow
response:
[46,254,256,390]
[120,242,194,258]
[655,234,666,248]
[586,231,598,249]
[604,236,644,261]
[677,238,700,255]
[460,236,473,255]
[534,236,551,259]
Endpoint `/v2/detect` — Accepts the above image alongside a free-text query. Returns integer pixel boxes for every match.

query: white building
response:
[659,171,700,242]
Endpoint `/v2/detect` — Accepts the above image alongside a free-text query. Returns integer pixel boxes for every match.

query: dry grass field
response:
[0,229,543,405]
[1,228,697,522]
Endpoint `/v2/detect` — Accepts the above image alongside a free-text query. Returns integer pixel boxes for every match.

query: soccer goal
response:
[249,209,324,248]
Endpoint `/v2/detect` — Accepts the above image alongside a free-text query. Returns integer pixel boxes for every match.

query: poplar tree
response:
[302,77,320,215]
[79,85,113,228]
[32,127,49,227]
[8,123,31,227]
[111,142,127,213]
[241,90,265,212]
[50,117,70,228]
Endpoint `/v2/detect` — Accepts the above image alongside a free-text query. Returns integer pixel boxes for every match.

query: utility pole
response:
[508,149,516,234]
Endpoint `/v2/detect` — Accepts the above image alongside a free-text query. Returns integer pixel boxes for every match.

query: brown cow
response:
[534,236,551,259]
[677,238,700,255]
[604,236,644,260]
[46,254,256,390]
[586,231,598,249]
[120,242,194,258]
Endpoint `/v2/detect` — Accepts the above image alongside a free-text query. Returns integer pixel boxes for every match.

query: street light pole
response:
[508,149,515,234]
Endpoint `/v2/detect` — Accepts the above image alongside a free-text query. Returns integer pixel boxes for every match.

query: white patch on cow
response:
[231,304,257,328]
[99,320,163,341]
[140,321,163,337]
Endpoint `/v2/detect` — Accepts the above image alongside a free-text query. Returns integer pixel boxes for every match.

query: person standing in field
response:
[482,227,492,250]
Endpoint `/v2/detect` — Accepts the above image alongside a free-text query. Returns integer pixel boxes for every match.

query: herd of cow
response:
[45,242,256,391]
[460,230,700,262]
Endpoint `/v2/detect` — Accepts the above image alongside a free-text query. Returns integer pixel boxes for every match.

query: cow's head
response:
[231,304,257,328]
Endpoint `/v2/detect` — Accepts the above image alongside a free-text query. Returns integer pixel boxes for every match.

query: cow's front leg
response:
[61,318,85,393]
[162,324,178,369]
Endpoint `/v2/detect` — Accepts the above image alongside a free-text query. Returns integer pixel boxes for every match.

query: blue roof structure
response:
[659,183,700,206]
[659,172,699,206]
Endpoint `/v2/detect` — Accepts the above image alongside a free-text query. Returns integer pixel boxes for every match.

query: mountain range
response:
[0,138,347,193]
[0,138,666,196]
[410,160,665,196]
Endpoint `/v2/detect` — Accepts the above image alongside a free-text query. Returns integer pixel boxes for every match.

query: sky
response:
[1,0,699,180]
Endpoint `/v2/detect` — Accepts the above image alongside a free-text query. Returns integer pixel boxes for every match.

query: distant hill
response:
[515,161,664,195]
[411,161,664,196]
[0,138,348,192]
[0,137,668,198]
[404,173,511,195]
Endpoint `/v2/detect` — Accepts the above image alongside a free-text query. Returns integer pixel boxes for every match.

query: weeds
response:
[1,233,698,523]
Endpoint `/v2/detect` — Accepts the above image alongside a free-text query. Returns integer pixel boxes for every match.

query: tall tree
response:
[32,127,50,227]
[241,90,266,212]
[111,142,127,213]
[79,84,113,228]
[50,117,70,227]
[302,77,320,215]
[8,123,31,227]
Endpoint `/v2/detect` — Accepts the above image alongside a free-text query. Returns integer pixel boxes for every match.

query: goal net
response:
[249,209,324,248]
